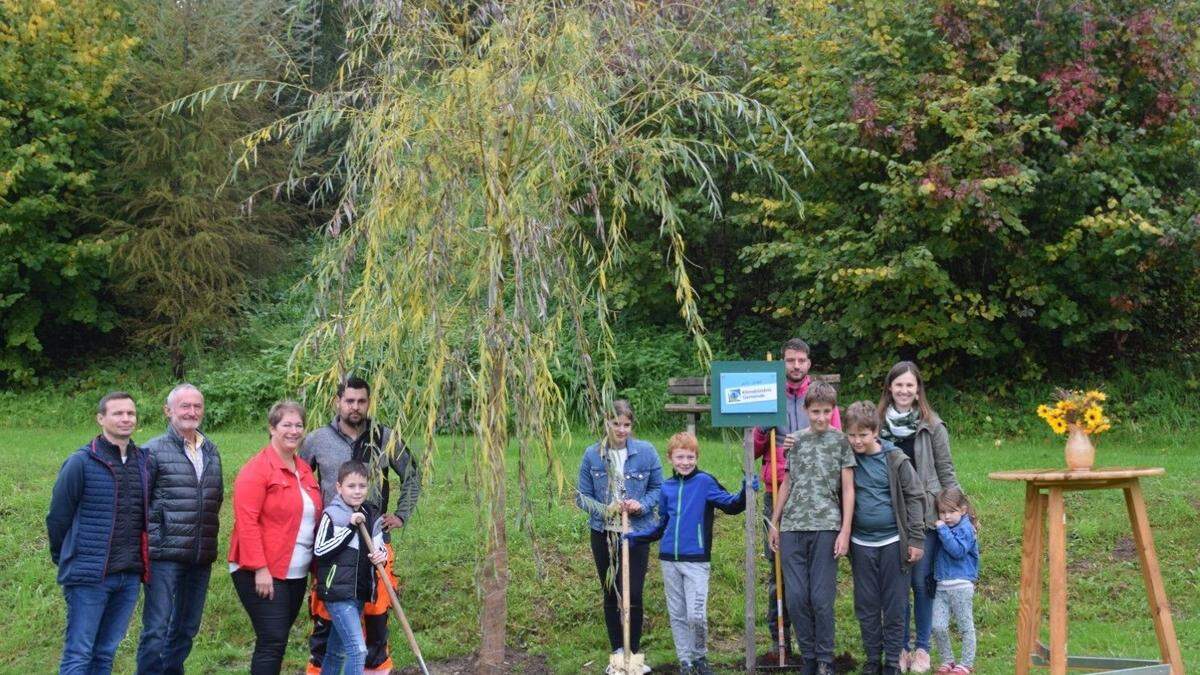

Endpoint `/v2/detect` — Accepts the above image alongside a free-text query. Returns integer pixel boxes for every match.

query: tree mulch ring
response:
[395,649,552,674]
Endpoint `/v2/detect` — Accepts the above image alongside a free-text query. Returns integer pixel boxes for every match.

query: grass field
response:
[1,426,1196,673]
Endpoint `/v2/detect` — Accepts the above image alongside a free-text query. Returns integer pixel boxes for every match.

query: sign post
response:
[709,361,785,672]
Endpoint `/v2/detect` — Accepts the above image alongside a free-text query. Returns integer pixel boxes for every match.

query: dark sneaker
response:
[816,662,836,675]
[693,657,715,675]
[678,661,695,675]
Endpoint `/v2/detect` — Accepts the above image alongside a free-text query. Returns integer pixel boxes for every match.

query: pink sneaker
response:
[935,663,956,675]
[909,649,932,673]
[899,650,911,673]
[951,666,973,674]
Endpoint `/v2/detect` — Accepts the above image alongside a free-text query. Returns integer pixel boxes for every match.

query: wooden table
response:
[988,467,1184,674]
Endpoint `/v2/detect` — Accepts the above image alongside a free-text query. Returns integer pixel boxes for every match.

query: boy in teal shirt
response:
[844,400,926,675]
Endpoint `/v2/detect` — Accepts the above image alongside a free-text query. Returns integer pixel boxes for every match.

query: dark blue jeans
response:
[321,599,367,675]
[904,529,939,652]
[136,560,213,674]
[60,572,141,674]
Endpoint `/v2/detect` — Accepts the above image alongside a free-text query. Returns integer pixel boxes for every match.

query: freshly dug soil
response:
[395,648,553,674]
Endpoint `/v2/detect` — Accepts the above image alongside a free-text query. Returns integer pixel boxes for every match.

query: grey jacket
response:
[300,419,421,535]
[884,448,926,570]
[911,417,958,529]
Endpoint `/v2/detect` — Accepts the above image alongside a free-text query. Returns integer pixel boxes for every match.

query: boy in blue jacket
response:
[627,432,749,675]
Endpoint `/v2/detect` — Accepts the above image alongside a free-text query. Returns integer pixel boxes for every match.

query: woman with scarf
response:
[877,362,959,673]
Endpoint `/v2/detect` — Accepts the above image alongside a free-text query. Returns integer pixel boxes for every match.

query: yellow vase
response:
[1064,424,1095,471]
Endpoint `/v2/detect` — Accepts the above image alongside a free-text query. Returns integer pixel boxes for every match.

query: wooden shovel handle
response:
[357,522,430,675]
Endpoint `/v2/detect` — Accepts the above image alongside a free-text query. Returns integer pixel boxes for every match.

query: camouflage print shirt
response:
[779,429,856,532]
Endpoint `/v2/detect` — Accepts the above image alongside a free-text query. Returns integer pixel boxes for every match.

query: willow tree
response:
[202,1,802,670]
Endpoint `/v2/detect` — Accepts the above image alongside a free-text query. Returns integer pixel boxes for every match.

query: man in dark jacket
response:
[301,376,421,675]
[47,391,148,675]
[135,383,224,675]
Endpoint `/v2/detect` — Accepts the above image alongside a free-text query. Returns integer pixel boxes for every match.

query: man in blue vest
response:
[47,391,149,675]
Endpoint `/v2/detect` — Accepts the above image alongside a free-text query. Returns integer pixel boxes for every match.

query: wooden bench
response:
[665,373,841,433]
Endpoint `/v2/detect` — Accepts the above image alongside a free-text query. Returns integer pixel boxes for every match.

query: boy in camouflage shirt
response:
[769,382,856,675]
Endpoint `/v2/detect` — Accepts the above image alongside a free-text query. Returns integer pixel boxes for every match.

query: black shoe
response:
[861,660,883,675]
[678,661,695,675]
[693,657,715,675]
[801,660,818,675]
[816,662,835,675]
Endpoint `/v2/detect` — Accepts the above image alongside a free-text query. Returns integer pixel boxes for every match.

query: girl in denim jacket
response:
[932,488,979,675]
[576,400,663,673]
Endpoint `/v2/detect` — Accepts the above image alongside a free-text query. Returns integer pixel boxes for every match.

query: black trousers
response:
[779,530,838,663]
[851,541,910,669]
[590,528,650,653]
[231,570,307,675]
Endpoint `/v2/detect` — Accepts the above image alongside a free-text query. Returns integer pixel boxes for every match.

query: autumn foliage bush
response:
[740,0,1200,380]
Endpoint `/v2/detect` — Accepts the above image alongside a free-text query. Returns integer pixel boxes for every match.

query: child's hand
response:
[908,546,924,563]
[368,548,387,565]
[743,475,761,492]
[349,512,366,526]
[833,531,850,558]
[620,499,643,514]
[935,520,945,528]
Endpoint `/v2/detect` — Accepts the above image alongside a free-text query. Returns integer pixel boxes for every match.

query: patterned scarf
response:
[881,405,920,442]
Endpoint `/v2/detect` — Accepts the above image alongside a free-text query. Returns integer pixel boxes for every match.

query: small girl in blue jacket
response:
[627,432,748,675]
[931,487,979,674]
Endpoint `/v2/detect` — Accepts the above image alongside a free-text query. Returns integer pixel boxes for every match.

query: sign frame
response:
[709,360,786,428]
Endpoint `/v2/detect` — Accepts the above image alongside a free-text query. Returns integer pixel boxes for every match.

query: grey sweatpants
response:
[932,583,976,667]
[779,530,839,663]
[850,541,909,669]
[661,561,711,664]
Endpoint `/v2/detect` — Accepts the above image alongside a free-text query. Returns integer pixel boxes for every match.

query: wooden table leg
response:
[1047,487,1068,675]
[1015,484,1045,675]
[1124,480,1186,673]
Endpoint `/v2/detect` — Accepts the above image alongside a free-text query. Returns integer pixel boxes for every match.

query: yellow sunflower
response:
[1084,407,1103,426]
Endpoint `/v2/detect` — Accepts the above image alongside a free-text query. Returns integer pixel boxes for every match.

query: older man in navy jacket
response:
[47,392,149,675]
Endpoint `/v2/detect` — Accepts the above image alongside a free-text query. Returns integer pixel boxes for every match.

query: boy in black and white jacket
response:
[314,460,386,675]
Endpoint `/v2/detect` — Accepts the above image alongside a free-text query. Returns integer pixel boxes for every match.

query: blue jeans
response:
[135,561,212,674]
[904,530,939,651]
[60,572,141,675]
[321,599,366,675]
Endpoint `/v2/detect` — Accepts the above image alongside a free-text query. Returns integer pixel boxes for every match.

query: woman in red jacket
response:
[228,400,322,674]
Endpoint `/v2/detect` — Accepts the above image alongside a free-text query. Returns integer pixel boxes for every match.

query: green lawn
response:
[2,426,1196,673]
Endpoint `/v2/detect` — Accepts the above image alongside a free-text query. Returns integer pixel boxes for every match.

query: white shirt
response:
[183,432,205,480]
[286,472,317,578]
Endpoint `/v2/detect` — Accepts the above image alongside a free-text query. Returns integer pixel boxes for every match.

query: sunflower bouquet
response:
[1037,389,1111,435]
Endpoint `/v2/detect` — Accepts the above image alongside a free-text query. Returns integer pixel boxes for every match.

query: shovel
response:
[607,510,645,674]
[357,522,431,675]
[757,416,800,672]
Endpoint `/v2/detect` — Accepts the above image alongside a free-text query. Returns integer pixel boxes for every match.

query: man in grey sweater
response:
[300,376,421,675]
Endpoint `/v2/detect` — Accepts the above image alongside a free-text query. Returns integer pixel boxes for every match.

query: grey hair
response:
[166,383,203,408]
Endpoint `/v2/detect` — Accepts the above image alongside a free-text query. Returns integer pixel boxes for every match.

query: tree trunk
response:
[477,303,508,674]
[170,345,186,380]
[477,452,508,674]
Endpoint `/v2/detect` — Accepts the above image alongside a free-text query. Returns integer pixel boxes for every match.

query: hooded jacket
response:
[314,495,385,603]
[627,469,745,562]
